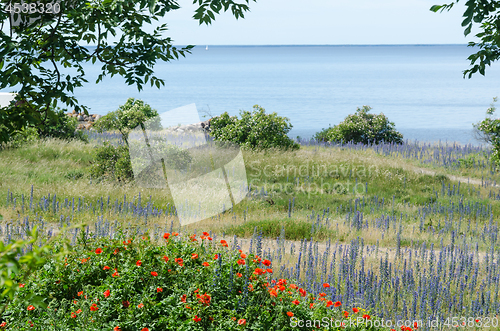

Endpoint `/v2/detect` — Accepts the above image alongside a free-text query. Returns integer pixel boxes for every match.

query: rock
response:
[77,115,84,121]
[94,114,102,121]
[201,119,211,131]
[84,123,92,130]
[72,109,76,115]
[77,123,85,130]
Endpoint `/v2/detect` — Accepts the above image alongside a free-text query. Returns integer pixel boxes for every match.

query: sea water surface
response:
[14,45,500,144]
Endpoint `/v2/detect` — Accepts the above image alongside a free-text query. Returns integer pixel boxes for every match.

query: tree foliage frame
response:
[431,0,500,77]
[0,0,255,143]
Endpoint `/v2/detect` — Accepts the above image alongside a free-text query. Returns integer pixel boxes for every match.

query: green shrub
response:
[89,142,134,182]
[38,108,88,142]
[473,97,500,166]
[1,231,386,330]
[130,138,193,172]
[209,105,299,150]
[314,106,403,145]
[7,127,40,148]
[93,98,162,146]
[2,105,87,148]
[90,139,193,184]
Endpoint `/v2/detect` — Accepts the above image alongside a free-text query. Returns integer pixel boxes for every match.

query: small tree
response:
[473,97,500,165]
[314,106,403,145]
[209,105,299,150]
[93,98,161,146]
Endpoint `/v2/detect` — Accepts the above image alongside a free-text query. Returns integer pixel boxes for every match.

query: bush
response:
[209,105,299,150]
[2,105,87,148]
[89,142,134,182]
[38,108,88,142]
[0,231,386,330]
[7,127,40,148]
[314,106,403,145]
[93,98,162,146]
[473,97,500,166]
[129,138,193,171]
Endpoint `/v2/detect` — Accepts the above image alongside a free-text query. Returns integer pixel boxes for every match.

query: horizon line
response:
[82,43,469,47]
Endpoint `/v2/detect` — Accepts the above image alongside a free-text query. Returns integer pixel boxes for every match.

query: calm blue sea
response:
[22,45,500,145]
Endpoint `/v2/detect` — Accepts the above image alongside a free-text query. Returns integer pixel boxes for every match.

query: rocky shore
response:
[66,110,211,132]
[163,119,212,133]
[66,110,102,130]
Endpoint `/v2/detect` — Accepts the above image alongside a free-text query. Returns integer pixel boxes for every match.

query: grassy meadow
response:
[0,134,499,330]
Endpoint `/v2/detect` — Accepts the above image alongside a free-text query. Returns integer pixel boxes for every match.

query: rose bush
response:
[0,231,389,330]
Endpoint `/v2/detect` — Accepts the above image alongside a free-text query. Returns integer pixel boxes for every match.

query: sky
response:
[0,0,474,45]
[160,0,473,45]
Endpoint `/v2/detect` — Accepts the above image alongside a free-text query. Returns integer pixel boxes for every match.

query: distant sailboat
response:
[206,45,208,51]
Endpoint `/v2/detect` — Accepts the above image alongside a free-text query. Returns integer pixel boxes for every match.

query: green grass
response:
[1,138,499,252]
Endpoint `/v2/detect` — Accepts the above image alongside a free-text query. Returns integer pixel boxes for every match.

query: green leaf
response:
[149,0,157,13]
[464,23,472,36]
[25,294,48,309]
[207,10,215,21]
[429,4,448,12]
[461,15,472,27]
